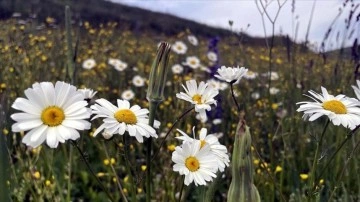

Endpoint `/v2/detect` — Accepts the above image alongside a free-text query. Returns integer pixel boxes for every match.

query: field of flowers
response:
[0,10,359,202]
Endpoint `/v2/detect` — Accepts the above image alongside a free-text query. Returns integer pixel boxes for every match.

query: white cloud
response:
[110,0,357,50]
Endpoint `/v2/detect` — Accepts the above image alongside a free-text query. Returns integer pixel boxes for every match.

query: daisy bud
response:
[227,118,260,202]
[146,42,171,102]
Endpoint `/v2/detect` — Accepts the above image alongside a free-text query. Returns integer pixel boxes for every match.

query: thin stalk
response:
[66,145,73,201]
[327,138,360,202]
[0,131,10,202]
[230,83,241,112]
[252,142,286,202]
[146,101,159,202]
[71,141,115,202]
[151,107,194,162]
[178,176,185,202]
[122,135,136,202]
[308,119,330,198]
[315,125,360,186]
[102,141,128,202]
[65,6,75,83]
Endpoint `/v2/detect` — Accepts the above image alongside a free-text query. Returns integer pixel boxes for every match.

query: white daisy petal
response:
[91,98,158,143]
[10,81,91,148]
[297,86,360,129]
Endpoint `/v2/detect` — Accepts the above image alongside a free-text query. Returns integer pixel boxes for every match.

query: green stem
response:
[151,107,194,162]
[252,142,286,202]
[146,101,158,202]
[0,133,10,202]
[315,125,360,186]
[71,141,115,202]
[65,6,75,84]
[327,137,360,202]
[178,176,185,202]
[122,135,136,202]
[102,141,128,202]
[308,119,330,198]
[66,144,73,201]
[230,83,241,112]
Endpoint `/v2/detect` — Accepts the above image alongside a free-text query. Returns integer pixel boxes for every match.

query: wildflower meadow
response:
[1,1,360,202]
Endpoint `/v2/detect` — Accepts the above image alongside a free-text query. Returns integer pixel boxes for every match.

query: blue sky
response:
[110,0,358,51]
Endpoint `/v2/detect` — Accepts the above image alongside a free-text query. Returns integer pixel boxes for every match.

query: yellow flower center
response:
[114,109,137,124]
[185,156,200,172]
[322,100,347,114]
[190,60,196,65]
[41,106,65,127]
[200,140,206,148]
[192,94,202,104]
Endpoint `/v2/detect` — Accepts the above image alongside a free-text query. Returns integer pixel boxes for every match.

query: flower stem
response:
[315,125,360,187]
[308,119,330,198]
[230,83,241,112]
[65,6,75,84]
[151,107,194,162]
[71,141,115,202]
[66,144,73,202]
[102,141,128,202]
[178,176,185,202]
[0,131,10,202]
[122,135,136,202]
[146,101,159,202]
[327,137,360,202]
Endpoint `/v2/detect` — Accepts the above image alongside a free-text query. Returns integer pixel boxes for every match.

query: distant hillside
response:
[0,0,302,48]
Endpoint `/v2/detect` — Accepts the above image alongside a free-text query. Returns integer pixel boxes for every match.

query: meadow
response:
[0,3,360,202]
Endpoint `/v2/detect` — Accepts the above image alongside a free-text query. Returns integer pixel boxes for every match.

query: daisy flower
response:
[11,81,91,148]
[121,89,135,100]
[207,79,228,91]
[172,141,218,186]
[78,88,97,100]
[183,56,200,69]
[296,86,360,129]
[262,71,279,81]
[187,35,198,46]
[176,80,219,121]
[207,51,218,62]
[176,127,230,172]
[244,70,258,80]
[171,41,187,54]
[214,66,248,83]
[82,58,96,69]
[108,58,120,66]
[91,98,158,143]
[351,80,360,100]
[109,58,128,71]
[269,87,280,95]
[132,75,145,87]
[171,64,184,74]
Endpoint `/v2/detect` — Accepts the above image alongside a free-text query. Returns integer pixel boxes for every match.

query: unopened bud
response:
[146,42,171,102]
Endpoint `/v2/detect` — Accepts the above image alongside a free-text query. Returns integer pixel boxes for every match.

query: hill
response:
[0,0,298,48]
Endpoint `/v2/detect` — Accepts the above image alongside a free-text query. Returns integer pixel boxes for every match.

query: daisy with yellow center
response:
[214,66,248,84]
[171,41,187,54]
[176,80,219,121]
[183,56,200,69]
[11,81,91,148]
[91,98,159,143]
[82,58,96,69]
[176,127,229,172]
[172,141,218,186]
[297,86,360,129]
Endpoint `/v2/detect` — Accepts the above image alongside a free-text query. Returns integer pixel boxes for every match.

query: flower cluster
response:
[170,65,251,185]
[11,81,159,148]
